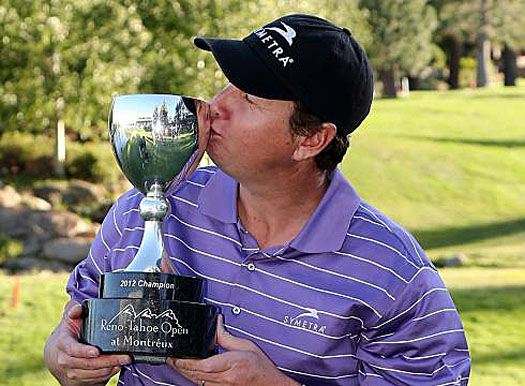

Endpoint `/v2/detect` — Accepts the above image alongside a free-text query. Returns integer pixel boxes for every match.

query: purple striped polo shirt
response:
[67,166,470,385]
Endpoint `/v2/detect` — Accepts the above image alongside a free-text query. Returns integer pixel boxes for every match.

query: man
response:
[45,14,470,385]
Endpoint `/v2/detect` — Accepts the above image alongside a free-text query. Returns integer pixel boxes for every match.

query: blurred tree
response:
[124,0,232,100]
[431,0,476,89]
[476,0,488,87]
[359,0,437,97]
[0,0,369,141]
[431,0,525,88]
[0,0,151,139]
[502,44,518,86]
[490,0,525,86]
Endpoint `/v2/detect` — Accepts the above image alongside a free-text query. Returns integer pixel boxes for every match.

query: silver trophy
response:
[81,95,218,364]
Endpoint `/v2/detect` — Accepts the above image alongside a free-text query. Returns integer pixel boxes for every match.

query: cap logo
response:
[253,24,296,68]
[266,22,296,46]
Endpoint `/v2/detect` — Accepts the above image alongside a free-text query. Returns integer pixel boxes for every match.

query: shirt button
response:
[246,263,256,271]
[232,306,241,315]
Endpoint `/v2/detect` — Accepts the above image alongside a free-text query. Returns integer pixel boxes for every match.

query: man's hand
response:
[167,315,300,386]
[44,300,131,386]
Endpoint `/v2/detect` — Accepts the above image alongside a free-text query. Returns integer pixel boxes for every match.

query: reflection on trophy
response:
[81,94,218,364]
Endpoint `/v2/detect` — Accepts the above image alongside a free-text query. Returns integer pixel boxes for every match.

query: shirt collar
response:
[290,168,360,253]
[198,169,238,223]
[198,167,361,253]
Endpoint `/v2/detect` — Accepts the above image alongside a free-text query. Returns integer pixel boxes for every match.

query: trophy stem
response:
[125,183,176,274]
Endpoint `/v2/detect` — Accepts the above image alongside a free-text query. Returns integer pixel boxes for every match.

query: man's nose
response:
[209,92,222,120]
[210,104,221,120]
[210,85,233,120]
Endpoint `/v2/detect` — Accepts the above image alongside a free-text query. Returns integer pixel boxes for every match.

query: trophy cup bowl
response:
[80,94,218,364]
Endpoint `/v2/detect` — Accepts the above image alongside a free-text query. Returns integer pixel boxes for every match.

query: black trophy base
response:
[81,272,218,363]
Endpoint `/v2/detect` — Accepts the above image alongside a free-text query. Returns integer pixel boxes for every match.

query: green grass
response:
[0,272,68,385]
[1,269,523,385]
[441,268,525,386]
[0,272,120,386]
[342,84,525,267]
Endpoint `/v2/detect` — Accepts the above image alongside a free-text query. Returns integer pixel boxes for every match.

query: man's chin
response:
[205,150,222,169]
[206,152,238,179]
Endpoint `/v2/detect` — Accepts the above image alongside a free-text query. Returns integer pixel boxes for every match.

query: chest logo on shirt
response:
[283,308,327,334]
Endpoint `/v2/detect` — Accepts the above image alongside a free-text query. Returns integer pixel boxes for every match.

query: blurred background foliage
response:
[0,0,525,141]
[2,0,523,142]
[0,0,367,141]
[0,0,524,182]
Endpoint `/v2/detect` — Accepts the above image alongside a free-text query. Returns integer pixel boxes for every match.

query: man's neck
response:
[237,164,329,250]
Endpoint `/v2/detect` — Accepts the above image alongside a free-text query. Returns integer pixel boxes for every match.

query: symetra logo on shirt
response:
[283,308,327,334]
[253,22,296,67]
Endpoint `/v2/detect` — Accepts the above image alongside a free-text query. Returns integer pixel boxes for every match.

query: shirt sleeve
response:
[356,266,471,385]
[66,192,131,304]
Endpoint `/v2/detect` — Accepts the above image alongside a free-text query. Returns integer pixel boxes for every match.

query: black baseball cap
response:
[194,14,374,135]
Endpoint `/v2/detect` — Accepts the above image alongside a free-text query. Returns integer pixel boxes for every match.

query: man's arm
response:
[167,315,301,386]
[356,267,470,385]
[45,193,136,385]
[44,300,131,386]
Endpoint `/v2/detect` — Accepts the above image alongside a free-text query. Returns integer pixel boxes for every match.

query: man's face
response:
[207,83,297,180]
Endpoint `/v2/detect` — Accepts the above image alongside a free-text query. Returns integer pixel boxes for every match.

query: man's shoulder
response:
[169,166,220,203]
[341,201,434,280]
[115,166,220,205]
[330,201,442,320]
[186,165,220,187]
[114,188,144,212]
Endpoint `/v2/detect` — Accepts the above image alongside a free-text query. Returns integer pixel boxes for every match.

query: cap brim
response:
[194,37,294,100]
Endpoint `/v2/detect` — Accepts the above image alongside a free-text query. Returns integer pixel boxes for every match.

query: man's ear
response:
[292,123,337,162]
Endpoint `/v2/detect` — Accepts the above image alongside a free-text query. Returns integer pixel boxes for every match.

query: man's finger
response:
[169,366,226,386]
[169,351,240,374]
[59,335,101,359]
[65,365,121,382]
[59,352,131,370]
[168,358,207,372]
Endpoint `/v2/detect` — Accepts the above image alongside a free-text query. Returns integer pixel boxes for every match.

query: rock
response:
[31,210,97,239]
[0,207,97,242]
[63,180,107,206]
[34,180,110,219]
[0,208,33,239]
[0,184,99,268]
[76,200,113,224]
[42,237,93,264]
[107,179,133,197]
[21,236,42,258]
[20,195,52,211]
[0,185,22,208]
[433,253,468,268]
[34,185,64,207]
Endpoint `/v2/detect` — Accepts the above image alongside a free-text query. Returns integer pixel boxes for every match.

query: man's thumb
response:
[66,302,82,320]
[216,314,254,351]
